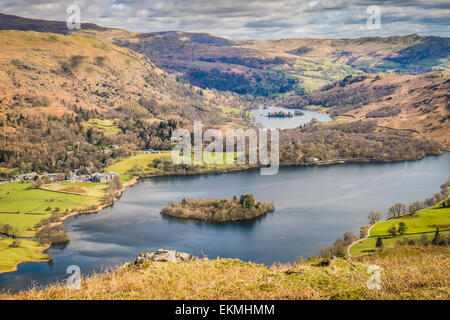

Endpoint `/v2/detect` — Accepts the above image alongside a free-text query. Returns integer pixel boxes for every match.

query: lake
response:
[250,106,332,129]
[1,153,449,292]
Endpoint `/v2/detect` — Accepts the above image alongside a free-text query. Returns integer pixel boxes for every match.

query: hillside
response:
[284,72,449,148]
[0,12,109,34]
[336,73,449,149]
[110,31,450,94]
[2,13,448,96]
[1,246,448,300]
[0,29,248,175]
[0,13,447,172]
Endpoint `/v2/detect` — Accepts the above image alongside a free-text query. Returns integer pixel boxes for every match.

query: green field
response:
[0,181,111,272]
[0,167,15,174]
[220,106,241,117]
[350,204,450,255]
[0,182,104,237]
[370,205,450,236]
[350,230,450,255]
[82,118,121,136]
[42,181,108,198]
[105,152,172,174]
[181,151,241,169]
[106,151,240,174]
[0,238,48,272]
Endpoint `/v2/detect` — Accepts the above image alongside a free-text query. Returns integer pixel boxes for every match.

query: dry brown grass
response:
[355,246,450,300]
[1,246,448,300]
[343,72,450,149]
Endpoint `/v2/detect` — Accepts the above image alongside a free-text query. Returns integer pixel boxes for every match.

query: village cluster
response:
[10,170,117,183]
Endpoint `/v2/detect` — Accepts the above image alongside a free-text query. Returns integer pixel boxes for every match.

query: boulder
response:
[127,249,199,268]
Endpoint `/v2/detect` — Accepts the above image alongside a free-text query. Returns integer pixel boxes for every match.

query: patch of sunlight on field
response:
[0,167,15,174]
[220,106,241,117]
[0,238,48,271]
[370,206,450,236]
[41,182,107,198]
[350,204,450,255]
[105,152,172,174]
[321,115,353,125]
[82,118,121,136]
[0,183,102,237]
[178,151,241,169]
[107,151,242,174]
[350,230,450,256]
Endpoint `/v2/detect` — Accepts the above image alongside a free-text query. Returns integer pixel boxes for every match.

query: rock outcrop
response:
[126,249,199,268]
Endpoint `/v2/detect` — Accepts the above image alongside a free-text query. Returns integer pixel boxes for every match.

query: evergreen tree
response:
[376,237,384,249]
[239,194,255,209]
[432,227,440,245]
[398,222,407,235]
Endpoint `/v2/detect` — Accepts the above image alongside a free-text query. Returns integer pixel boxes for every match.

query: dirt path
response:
[347,222,379,257]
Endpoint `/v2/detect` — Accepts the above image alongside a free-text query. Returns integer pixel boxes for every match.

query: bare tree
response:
[368,210,383,224]
[387,203,406,219]
[343,231,358,243]
[408,201,423,214]
[424,197,435,207]
[434,192,444,203]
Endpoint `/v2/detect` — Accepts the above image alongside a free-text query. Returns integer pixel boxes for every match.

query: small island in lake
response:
[161,194,275,222]
[267,111,294,118]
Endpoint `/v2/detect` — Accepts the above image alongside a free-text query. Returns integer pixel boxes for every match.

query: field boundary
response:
[37,187,104,199]
[348,196,449,257]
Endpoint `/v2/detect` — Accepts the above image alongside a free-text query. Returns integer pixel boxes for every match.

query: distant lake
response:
[1,153,449,292]
[250,106,332,129]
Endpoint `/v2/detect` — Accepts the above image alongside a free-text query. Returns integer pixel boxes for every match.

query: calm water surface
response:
[1,153,449,292]
[250,106,331,129]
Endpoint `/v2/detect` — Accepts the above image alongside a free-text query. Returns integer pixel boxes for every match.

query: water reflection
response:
[0,153,449,292]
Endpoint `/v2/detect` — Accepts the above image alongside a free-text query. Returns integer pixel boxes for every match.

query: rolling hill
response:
[285,72,450,148]
[0,28,246,175]
[0,12,448,175]
[110,31,450,94]
[2,13,448,96]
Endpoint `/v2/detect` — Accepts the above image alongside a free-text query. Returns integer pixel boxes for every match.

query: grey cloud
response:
[0,0,448,38]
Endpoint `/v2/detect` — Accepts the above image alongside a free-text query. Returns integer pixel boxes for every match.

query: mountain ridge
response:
[1,12,449,95]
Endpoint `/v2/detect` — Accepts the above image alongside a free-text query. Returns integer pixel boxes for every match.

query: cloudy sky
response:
[0,0,449,39]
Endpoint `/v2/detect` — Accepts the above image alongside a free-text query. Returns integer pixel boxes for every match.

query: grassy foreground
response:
[1,246,448,300]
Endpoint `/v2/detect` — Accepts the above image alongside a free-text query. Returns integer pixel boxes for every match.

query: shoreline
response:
[0,152,446,276]
[0,177,139,275]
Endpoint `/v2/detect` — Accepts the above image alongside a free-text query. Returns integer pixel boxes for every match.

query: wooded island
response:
[161,194,275,222]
